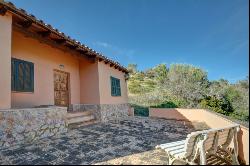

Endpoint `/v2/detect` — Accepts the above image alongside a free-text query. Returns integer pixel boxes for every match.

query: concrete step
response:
[68,120,98,129]
[66,110,93,119]
[67,114,95,124]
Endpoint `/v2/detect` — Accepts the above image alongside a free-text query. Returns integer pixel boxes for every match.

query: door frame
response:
[53,69,71,107]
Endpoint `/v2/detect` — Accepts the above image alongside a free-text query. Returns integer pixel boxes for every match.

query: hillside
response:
[127,63,249,122]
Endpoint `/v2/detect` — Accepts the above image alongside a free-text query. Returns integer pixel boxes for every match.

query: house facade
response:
[0,1,129,121]
[0,1,131,147]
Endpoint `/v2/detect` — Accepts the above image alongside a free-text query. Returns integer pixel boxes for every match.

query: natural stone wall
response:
[68,104,101,122]
[99,104,129,122]
[68,104,99,113]
[0,106,67,149]
[69,103,130,122]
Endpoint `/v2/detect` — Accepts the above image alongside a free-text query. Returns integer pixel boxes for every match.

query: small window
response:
[11,58,34,92]
[110,76,121,96]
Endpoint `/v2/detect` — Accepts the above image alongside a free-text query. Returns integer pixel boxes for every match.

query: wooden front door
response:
[54,69,70,107]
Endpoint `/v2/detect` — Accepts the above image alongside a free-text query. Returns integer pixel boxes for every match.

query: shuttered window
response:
[110,76,121,96]
[11,58,34,92]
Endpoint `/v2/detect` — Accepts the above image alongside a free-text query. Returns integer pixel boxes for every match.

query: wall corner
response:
[0,13,12,109]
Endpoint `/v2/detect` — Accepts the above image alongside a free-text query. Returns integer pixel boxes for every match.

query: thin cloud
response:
[198,5,248,49]
[93,41,135,62]
[94,41,113,48]
[230,39,249,56]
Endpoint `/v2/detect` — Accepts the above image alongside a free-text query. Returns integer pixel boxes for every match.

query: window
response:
[110,76,121,96]
[11,58,34,92]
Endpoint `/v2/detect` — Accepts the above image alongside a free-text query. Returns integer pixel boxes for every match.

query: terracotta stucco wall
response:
[149,108,249,164]
[11,30,80,108]
[0,13,12,109]
[98,61,128,104]
[79,59,100,104]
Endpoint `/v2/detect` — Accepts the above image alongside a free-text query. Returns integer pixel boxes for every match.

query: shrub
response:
[200,96,233,116]
[151,101,177,108]
[127,63,249,123]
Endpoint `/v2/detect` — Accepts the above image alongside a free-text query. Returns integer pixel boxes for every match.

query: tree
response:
[227,77,249,121]
[145,64,168,84]
[127,64,138,74]
[207,79,229,98]
[162,64,209,107]
[200,96,233,116]
[128,72,145,94]
[127,63,249,122]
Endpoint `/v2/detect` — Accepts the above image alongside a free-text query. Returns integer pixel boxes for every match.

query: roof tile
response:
[1,0,128,73]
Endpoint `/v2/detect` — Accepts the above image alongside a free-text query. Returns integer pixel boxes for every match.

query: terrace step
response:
[67,110,97,129]
[68,119,99,129]
[66,110,93,119]
[67,114,95,124]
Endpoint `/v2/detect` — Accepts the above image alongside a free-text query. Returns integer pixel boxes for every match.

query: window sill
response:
[11,91,34,94]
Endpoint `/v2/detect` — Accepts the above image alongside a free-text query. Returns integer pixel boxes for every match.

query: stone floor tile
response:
[0,117,194,165]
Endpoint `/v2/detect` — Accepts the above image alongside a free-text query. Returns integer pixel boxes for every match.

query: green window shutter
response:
[23,62,30,91]
[111,77,114,96]
[12,58,34,92]
[17,61,24,91]
[111,77,116,96]
[30,63,34,91]
[23,62,34,91]
[11,60,14,91]
[14,59,19,91]
[110,76,121,96]
[116,79,121,96]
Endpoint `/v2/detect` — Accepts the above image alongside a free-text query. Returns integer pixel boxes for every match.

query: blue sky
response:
[9,0,249,83]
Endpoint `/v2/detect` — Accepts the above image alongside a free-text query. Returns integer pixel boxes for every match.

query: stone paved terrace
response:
[0,117,195,165]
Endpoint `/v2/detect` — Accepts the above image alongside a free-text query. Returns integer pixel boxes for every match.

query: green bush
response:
[200,96,233,116]
[230,110,249,122]
[151,101,177,108]
[128,63,249,123]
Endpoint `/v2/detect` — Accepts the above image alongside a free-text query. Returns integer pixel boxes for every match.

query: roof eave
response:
[0,0,129,74]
